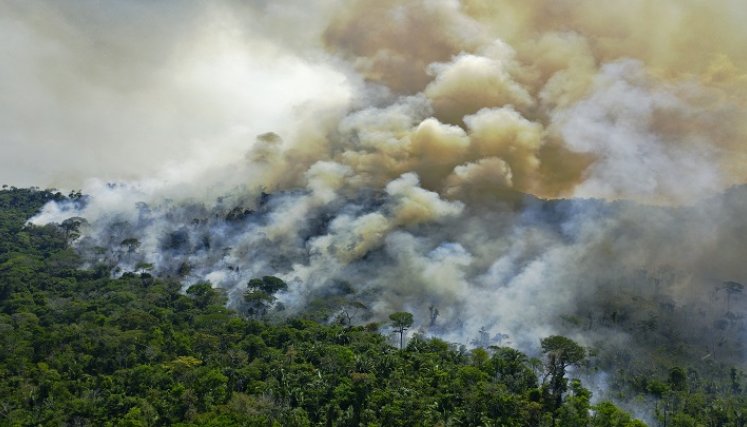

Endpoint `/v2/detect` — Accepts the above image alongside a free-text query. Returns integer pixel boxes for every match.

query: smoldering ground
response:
[16,0,747,390]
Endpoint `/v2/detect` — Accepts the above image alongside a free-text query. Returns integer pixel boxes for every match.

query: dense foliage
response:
[0,186,728,426]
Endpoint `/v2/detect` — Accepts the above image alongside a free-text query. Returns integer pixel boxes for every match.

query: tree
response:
[555,379,591,427]
[592,401,646,427]
[60,217,86,241]
[243,276,288,318]
[487,347,538,393]
[120,238,141,253]
[244,289,274,318]
[186,282,226,309]
[248,276,288,295]
[389,312,413,349]
[540,335,586,411]
[668,366,687,392]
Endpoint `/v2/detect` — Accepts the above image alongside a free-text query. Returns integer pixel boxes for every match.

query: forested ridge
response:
[0,187,743,426]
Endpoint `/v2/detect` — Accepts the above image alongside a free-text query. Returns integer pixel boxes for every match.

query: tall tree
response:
[243,276,288,318]
[389,312,413,349]
[540,335,586,411]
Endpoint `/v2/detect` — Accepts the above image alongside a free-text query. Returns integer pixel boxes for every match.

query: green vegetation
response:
[541,335,587,413]
[388,312,413,350]
[0,186,738,426]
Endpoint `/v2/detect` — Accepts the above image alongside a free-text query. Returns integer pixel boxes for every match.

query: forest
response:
[5,0,747,425]
[2,187,747,426]
[0,187,650,426]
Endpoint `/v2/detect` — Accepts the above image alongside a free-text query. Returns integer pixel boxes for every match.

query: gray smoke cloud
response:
[16,0,747,383]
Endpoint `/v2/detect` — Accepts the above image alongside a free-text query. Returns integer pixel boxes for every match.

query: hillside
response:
[0,187,649,426]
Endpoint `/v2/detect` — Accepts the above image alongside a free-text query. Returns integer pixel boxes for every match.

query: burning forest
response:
[3,0,747,425]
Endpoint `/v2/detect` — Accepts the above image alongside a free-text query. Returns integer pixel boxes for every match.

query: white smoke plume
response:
[13,0,747,380]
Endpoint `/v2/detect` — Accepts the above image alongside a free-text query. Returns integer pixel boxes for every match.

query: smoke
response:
[0,0,350,188]
[553,60,725,203]
[16,0,747,383]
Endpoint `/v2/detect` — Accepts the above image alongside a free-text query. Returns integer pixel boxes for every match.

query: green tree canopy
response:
[541,335,586,411]
[389,311,413,349]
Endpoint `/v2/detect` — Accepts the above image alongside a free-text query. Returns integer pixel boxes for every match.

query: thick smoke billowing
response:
[17,0,747,372]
